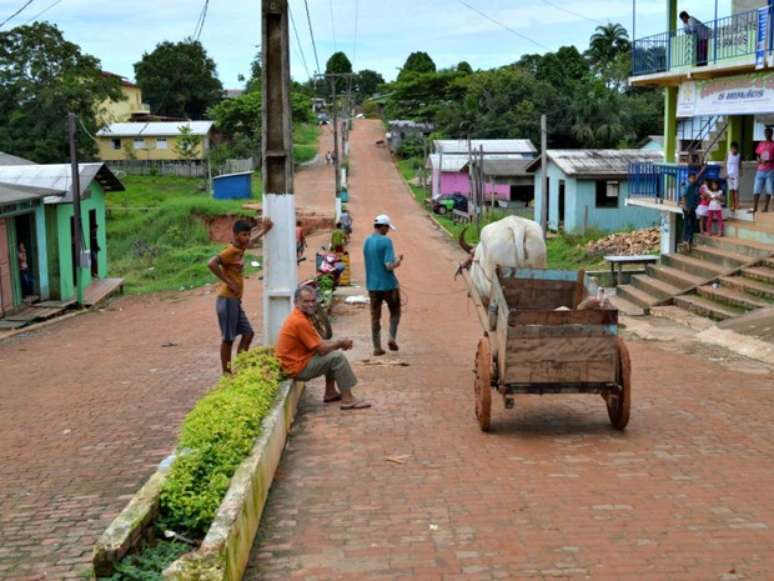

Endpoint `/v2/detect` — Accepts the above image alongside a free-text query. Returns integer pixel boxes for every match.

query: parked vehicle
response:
[432,194,468,215]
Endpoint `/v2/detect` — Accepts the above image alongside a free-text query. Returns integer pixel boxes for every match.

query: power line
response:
[289,4,312,81]
[193,0,210,41]
[541,0,605,26]
[454,0,550,51]
[23,0,62,24]
[303,0,322,75]
[352,0,359,70]
[0,0,36,28]
[328,0,337,52]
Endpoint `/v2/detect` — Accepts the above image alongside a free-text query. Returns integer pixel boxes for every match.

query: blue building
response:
[529,149,663,233]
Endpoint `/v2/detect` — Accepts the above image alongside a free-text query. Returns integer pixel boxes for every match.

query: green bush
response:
[105,540,189,580]
[158,349,284,537]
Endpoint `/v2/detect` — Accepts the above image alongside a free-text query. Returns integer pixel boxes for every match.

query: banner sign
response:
[756,6,768,70]
[677,72,774,117]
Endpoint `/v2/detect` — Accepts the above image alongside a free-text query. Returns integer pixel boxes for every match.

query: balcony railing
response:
[632,8,764,76]
[628,162,724,204]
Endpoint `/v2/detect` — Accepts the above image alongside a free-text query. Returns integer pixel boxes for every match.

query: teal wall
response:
[534,161,660,233]
[46,183,108,301]
[0,199,50,303]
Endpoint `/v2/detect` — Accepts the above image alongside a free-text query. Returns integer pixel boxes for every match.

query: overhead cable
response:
[454,0,550,51]
[303,0,322,75]
[289,4,312,81]
[541,0,605,26]
[0,0,36,28]
[23,0,62,24]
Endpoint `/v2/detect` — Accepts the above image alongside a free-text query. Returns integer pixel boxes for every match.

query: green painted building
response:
[0,162,123,308]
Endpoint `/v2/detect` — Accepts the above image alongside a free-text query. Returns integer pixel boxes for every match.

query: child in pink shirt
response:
[705,180,724,236]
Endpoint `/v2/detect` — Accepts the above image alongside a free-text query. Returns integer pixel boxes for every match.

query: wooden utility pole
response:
[261,0,297,344]
[67,112,85,306]
[540,114,548,239]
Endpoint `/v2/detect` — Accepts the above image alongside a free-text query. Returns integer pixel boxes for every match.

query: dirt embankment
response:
[203,212,335,244]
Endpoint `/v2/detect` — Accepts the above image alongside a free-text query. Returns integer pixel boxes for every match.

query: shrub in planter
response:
[157,348,284,538]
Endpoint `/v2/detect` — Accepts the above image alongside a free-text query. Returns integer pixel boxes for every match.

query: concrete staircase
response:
[616,232,774,321]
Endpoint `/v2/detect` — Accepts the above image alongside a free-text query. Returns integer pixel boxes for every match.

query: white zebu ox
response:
[459,215,547,302]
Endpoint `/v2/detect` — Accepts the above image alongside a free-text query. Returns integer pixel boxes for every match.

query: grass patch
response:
[293,124,320,164]
[108,176,260,294]
[104,540,189,580]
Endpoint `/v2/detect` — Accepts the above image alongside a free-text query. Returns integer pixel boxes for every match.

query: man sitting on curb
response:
[276,286,371,410]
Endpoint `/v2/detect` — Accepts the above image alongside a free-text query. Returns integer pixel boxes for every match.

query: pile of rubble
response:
[585,227,660,256]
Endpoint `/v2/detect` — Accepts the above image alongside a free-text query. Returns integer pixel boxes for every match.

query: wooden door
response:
[0,219,12,315]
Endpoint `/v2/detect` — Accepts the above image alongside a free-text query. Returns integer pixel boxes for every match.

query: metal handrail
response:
[632,8,763,76]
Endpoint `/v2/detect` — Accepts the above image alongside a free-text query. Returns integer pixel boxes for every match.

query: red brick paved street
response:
[245,121,774,580]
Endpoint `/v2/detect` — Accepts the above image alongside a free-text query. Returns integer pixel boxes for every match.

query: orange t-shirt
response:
[217,244,245,299]
[275,308,322,376]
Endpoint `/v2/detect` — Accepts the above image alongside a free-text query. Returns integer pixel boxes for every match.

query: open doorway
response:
[14,213,36,300]
[558,180,566,228]
[89,209,100,278]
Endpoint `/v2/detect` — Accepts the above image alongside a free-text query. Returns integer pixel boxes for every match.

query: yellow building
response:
[97,73,151,124]
[95,121,214,162]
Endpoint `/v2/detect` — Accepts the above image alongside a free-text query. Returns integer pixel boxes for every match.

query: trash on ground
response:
[384,455,410,464]
[345,295,369,304]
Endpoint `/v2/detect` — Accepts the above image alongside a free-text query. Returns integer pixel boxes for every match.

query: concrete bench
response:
[604,255,659,286]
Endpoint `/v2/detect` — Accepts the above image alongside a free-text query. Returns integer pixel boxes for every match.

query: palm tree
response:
[585,23,631,72]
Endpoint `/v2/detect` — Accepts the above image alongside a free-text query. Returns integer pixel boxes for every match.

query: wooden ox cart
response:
[460,267,631,432]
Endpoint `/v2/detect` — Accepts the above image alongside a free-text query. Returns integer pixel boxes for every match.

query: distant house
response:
[96,72,152,124]
[480,158,534,208]
[386,120,434,154]
[96,121,215,162]
[528,149,663,233]
[224,89,245,99]
[428,139,536,201]
[0,162,124,306]
[638,135,665,151]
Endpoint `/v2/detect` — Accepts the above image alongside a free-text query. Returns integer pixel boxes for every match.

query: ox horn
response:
[458,227,474,254]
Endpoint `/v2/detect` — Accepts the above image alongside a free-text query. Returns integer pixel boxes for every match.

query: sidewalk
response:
[245,120,774,580]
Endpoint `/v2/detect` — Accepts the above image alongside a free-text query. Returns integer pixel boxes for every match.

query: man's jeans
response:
[295,352,358,391]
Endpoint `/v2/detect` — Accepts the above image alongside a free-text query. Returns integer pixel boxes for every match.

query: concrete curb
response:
[91,380,304,579]
[164,379,304,580]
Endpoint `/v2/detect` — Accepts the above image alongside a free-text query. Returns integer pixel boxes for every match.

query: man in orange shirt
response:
[208,218,273,374]
[276,286,370,410]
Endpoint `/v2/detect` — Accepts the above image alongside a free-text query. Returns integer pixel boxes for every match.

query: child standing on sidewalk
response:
[706,180,725,236]
[726,142,741,210]
[208,218,273,374]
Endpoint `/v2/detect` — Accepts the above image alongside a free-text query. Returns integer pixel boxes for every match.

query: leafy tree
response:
[174,125,203,172]
[245,50,262,93]
[457,61,473,74]
[325,51,353,96]
[586,23,631,77]
[134,40,223,118]
[385,69,467,122]
[0,22,122,162]
[355,69,385,102]
[398,51,436,80]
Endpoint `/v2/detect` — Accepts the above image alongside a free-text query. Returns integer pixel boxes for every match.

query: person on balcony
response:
[680,11,710,67]
[752,127,774,214]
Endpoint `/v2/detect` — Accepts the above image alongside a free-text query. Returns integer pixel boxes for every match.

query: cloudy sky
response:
[0,0,733,87]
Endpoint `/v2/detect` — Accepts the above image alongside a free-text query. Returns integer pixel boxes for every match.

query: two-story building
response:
[97,72,152,124]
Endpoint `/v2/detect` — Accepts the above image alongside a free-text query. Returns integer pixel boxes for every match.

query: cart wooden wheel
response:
[474,337,493,432]
[607,337,631,430]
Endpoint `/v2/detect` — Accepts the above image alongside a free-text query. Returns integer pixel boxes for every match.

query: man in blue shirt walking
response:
[363,214,403,356]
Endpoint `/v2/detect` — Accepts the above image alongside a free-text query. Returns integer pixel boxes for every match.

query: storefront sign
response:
[677,72,774,117]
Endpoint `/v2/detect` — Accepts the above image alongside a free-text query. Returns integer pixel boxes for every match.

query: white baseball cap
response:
[374,214,397,231]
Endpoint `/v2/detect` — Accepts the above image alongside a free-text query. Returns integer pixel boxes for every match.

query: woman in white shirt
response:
[726,141,741,210]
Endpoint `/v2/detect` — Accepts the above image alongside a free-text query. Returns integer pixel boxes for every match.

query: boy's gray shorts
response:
[216,297,253,342]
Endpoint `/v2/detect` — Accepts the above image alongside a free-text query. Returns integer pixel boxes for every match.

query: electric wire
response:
[328,0,337,52]
[0,0,35,28]
[23,0,61,24]
[541,0,605,26]
[289,3,312,81]
[454,0,550,51]
[193,0,210,41]
[303,0,322,75]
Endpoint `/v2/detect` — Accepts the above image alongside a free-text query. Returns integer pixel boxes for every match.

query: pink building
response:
[427,139,536,202]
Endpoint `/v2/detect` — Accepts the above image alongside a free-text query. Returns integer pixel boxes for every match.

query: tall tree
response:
[355,69,384,102]
[325,51,353,96]
[398,51,436,81]
[134,40,223,118]
[0,23,122,162]
[585,23,631,76]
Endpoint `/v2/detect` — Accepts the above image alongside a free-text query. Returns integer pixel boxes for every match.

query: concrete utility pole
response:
[67,112,85,306]
[540,114,548,239]
[329,75,341,198]
[261,0,297,344]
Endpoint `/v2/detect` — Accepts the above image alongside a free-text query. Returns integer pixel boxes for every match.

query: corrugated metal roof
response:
[481,159,533,177]
[0,163,124,203]
[526,149,664,178]
[0,182,65,205]
[388,120,434,131]
[0,152,36,166]
[433,139,537,155]
[97,121,214,137]
[427,153,533,173]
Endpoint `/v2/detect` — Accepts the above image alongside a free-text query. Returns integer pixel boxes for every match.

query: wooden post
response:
[540,114,548,238]
[262,0,297,344]
[67,112,85,306]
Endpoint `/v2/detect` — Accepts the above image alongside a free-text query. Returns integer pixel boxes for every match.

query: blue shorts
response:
[754,170,773,195]
[216,297,253,342]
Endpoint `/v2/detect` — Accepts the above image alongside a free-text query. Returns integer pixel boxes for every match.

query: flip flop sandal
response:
[340,400,372,410]
[323,394,342,403]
